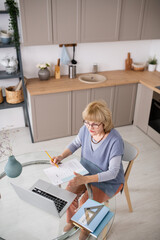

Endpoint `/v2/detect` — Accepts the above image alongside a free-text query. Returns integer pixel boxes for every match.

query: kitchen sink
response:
[78,74,107,84]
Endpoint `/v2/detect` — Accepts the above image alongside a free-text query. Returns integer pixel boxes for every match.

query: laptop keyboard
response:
[32,187,67,213]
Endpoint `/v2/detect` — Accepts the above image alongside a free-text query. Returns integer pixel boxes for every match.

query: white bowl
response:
[132,62,146,71]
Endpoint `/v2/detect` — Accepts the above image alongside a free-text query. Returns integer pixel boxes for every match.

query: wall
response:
[149,40,160,64]
[22,40,152,78]
[0,0,160,130]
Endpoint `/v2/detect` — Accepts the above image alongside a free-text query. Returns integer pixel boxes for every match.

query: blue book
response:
[90,211,114,238]
[71,199,109,233]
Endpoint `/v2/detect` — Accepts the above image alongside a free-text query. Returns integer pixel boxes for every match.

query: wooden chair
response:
[86,140,139,212]
[122,140,139,212]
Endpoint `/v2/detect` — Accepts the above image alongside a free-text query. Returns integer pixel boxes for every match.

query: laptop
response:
[11,179,76,218]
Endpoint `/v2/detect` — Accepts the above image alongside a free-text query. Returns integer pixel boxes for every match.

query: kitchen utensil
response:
[69,65,76,78]
[71,45,77,65]
[55,58,60,79]
[125,52,132,70]
[57,58,60,66]
[13,78,27,91]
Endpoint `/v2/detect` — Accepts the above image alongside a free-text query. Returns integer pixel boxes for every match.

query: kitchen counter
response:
[26,70,160,96]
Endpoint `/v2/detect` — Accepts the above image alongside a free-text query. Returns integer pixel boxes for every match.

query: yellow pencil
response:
[45,151,59,168]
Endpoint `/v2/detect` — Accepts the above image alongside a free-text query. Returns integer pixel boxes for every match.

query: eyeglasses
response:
[83,120,102,129]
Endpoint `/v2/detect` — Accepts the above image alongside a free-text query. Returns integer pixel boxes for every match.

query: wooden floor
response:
[0,125,160,240]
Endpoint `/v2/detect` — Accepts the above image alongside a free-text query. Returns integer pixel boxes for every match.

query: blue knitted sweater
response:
[68,126,124,197]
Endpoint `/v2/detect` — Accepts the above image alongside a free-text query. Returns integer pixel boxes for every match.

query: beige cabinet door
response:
[19,0,52,46]
[119,0,145,40]
[71,87,115,135]
[72,89,91,135]
[134,84,153,133]
[52,0,80,44]
[113,84,137,127]
[31,92,71,142]
[141,0,160,39]
[81,0,121,42]
[91,87,115,114]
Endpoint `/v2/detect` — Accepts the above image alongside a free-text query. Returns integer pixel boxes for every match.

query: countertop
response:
[26,70,160,96]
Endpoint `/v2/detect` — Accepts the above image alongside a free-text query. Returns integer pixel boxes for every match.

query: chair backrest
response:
[122,140,139,182]
[122,140,139,162]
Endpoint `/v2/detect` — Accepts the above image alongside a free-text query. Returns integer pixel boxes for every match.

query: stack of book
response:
[71,199,114,238]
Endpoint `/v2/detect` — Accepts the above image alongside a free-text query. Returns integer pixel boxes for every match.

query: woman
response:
[51,100,124,240]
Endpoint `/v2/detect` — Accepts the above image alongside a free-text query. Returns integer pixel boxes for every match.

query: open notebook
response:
[44,158,89,185]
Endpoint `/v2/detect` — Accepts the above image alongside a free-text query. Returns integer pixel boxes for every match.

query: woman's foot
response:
[79,229,89,240]
[63,222,74,232]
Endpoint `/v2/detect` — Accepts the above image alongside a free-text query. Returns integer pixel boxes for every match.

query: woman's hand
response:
[50,155,63,165]
[68,172,87,187]
[68,173,99,187]
[50,149,72,166]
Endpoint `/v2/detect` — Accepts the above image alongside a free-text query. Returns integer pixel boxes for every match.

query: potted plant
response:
[4,0,20,48]
[148,57,157,72]
[36,63,50,80]
[0,127,22,178]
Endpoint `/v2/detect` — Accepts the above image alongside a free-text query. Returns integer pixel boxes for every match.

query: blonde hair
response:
[82,100,114,133]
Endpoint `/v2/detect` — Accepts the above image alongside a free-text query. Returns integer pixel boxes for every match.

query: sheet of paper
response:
[44,158,88,185]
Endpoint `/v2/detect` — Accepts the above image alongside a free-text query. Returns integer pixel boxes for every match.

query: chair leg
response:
[124,182,133,212]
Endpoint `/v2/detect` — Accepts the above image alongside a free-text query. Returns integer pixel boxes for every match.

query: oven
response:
[148,91,160,134]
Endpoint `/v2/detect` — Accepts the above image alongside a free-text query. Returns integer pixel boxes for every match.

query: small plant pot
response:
[148,64,156,72]
[38,68,50,80]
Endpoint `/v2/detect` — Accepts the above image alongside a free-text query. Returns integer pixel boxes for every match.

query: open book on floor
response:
[71,199,114,237]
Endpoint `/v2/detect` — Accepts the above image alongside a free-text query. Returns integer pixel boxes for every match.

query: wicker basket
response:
[0,88,3,104]
[5,86,24,104]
